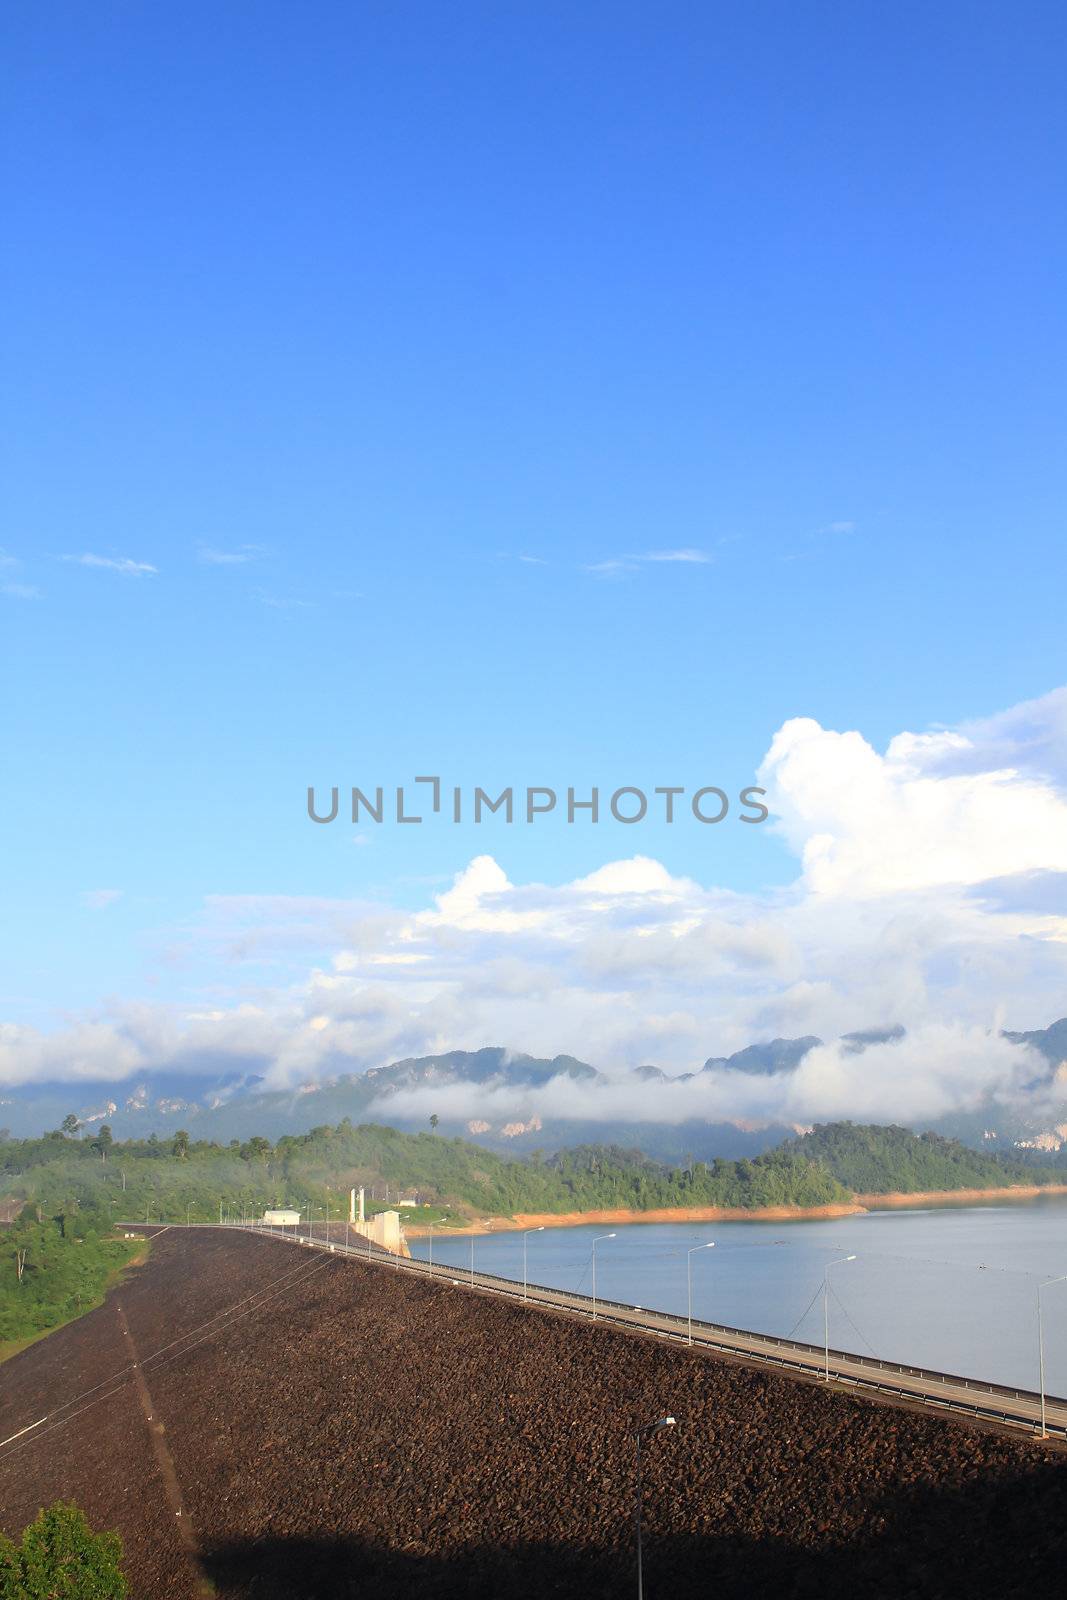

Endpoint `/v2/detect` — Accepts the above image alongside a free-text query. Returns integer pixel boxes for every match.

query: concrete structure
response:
[263,1208,301,1226]
[349,1186,365,1224]
[348,1209,408,1256]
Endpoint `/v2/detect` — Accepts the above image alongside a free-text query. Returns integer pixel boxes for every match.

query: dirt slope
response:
[1,1229,1065,1599]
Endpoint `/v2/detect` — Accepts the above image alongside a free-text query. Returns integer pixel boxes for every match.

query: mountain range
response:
[2,1020,1066,1162]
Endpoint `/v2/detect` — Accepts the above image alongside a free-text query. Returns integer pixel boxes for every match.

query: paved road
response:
[203,1224,1067,1443]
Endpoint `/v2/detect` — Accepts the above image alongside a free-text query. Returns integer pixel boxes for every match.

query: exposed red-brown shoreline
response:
[856,1183,1067,1209]
[406,1183,1067,1236]
[404,1201,865,1236]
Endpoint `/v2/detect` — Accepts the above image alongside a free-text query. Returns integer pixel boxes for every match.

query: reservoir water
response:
[408,1197,1067,1396]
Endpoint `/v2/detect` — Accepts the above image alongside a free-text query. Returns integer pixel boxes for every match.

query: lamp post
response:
[686,1241,715,1346]
[522,1226,544,1303]
[635,1416,675,1600]
[823,1254,857,1381]
[1037,1274,1067,1437]
[591,1233,616,1320]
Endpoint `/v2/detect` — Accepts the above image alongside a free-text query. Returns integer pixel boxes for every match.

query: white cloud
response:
[198,544,263,565]
[584,559,637,576]
[759,704,1067,896]
[585,548,712,576]
[641,548,712,563]
[4,688,1067,1131]
[82,889,123,910]
[0,1020,145,1086]
[363,1023,1046,1131]
[63,554,157,576]
[1,550,40,596]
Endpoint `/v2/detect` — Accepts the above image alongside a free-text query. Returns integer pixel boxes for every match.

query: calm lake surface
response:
[408,1198,1067,1395]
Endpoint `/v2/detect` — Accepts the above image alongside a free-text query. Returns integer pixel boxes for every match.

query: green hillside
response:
[2,1117,1062,1352]
[784,1122,1053,1194]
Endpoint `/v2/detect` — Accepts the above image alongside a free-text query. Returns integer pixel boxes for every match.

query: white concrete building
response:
[263,1208,301,1225]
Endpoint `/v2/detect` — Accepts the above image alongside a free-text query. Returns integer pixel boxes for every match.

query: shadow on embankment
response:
[201,1456,1067,1600]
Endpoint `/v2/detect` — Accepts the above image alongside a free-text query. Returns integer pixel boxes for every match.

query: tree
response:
[429,1114,439,1132]
[172,1130,189,1160]
[93,1125,113,1162]
[0,1501,126,1597]
[60,1114,81,1138]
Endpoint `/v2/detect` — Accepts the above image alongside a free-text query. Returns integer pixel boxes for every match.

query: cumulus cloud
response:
[4,688,1067,1130]
[759,697,1067,895]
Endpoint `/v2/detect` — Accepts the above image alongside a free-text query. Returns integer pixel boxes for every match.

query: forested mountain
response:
[3,1117,1066,1352]
[3,1017,1066,1160]
[784,1123,1054,1194]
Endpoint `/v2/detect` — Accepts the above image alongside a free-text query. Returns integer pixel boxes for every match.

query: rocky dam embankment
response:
[1,1228,1065,1599]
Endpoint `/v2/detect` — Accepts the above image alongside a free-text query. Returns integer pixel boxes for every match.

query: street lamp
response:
[687,1241,715,1346]
[591,1233,616,1320]
[823,1254,857,1381]
[1037,1274,1067,1437]
[523,1226,544,1303]
[635,1416,675,1600]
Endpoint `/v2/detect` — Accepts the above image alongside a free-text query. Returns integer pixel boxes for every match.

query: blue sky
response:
[3,2,1067,1082]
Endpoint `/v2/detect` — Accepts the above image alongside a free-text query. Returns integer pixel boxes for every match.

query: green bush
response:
[0,1502,126,1598]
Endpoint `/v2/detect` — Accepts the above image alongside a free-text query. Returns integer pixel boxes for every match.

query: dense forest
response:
[783,1122,1058,1194]
[1,1116,1062,1349]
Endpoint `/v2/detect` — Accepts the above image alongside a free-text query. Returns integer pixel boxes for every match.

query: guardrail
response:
[136,1221,1067,1443]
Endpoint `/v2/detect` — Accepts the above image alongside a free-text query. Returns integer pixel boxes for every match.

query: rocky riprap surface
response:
[1,1228,1064,1599]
